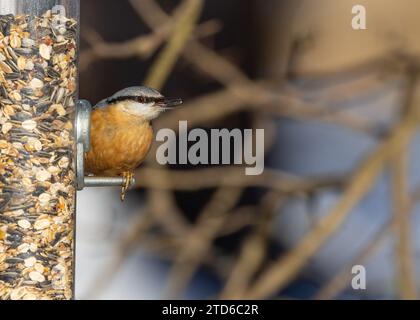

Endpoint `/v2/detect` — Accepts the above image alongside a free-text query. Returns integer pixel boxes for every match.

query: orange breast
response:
[85,105,154,176]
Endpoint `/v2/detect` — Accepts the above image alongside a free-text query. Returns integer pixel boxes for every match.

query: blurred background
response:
[76,0,420,299]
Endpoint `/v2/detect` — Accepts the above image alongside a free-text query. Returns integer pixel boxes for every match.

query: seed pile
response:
[0,10,77,300]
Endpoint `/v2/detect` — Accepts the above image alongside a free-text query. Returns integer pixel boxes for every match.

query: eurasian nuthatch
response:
[85,86,183,200]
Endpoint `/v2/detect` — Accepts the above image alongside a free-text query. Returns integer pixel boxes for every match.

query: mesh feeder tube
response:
[0,0,79,300]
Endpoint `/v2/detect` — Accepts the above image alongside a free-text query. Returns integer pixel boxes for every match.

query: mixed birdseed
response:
[0,10,77,300]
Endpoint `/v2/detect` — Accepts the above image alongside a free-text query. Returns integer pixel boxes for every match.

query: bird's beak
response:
[162,98,183,108]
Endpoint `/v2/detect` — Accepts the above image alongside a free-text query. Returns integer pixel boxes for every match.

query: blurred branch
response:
[163,184,243,298]
[391,72,418,300]
[144,0,204,89]
[163,117,260,298]
[221,192,282,299]
[316,178,420,300]
[242,74,420,298]
[314,220,391,300]
[142,0,204,245]
[129,0,170,27]
[80,20,220,72]
[154,84,375,135]
[80,28,163,70]
[135,167,344,194]
[131,0,380,136]
[84,0,390,136]
[391,135,417,299]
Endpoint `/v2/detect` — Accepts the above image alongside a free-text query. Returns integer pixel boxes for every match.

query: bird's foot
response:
[120,171,134,202]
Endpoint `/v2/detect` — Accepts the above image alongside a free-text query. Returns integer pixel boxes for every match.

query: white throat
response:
[119,100,161,120]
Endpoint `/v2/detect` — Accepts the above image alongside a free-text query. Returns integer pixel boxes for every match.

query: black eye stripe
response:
[107,96,164,104]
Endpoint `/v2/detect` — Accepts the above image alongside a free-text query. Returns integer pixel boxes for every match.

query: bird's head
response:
[98,86,183,121]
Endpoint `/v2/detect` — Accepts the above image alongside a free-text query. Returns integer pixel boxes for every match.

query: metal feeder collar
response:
[75,100,136,190]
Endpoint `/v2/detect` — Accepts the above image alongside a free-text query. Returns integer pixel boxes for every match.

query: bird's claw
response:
[120,172,134,202]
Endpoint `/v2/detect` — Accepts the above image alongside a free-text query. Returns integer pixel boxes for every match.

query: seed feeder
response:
[0,0,133,301]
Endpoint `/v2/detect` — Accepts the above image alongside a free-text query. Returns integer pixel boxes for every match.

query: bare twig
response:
[144,0,204,89]
[81,8,219,71]
[315,178,420,300]
[220,192,283,299]
[136,167,344,194]
[164,185,243,298]
[242,83,420,299]
[314,219,391,300]
[80,28,163,70]
[131,0,377,135]
[142,0,204,240]
[391,143,417,299]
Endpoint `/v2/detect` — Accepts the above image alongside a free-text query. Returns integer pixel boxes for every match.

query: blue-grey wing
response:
[92,98,110,110]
